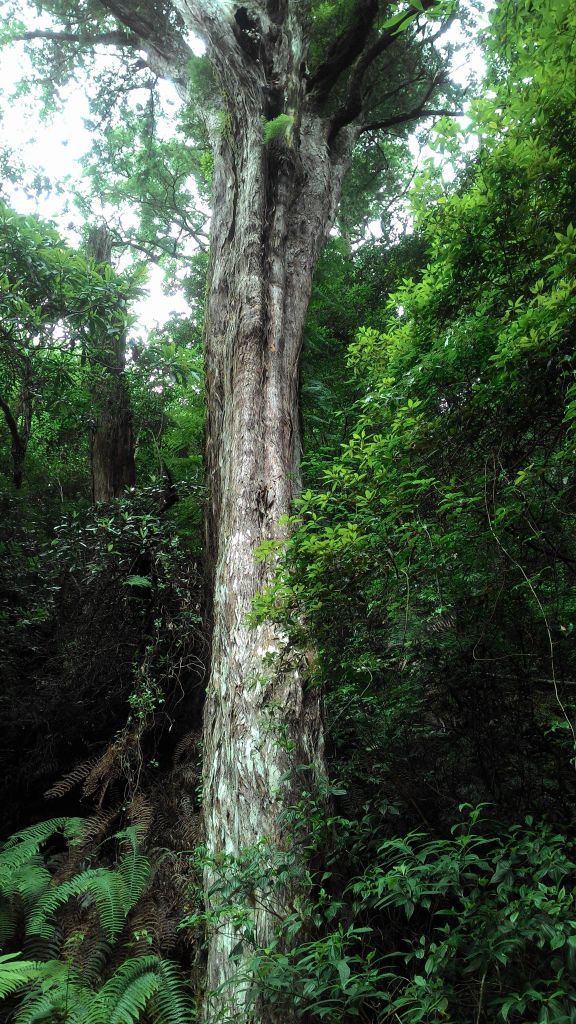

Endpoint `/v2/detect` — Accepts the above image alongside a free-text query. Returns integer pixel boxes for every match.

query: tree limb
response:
[0,394,20,450]
[9,28,140,48]
[328,0,439,142]
[307,0,379,106]
[359,106,465,134]
[97,0,194,92]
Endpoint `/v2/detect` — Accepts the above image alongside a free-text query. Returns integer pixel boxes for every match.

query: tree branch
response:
[0,394,20,450]
[307,0,379,106]
[10,28,140,48]
[359,106,465,135]
[97,0,194,93]
[328,0,439,142]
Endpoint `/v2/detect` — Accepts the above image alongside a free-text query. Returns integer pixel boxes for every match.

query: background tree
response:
[0,203,131,491]
[86,224,137,502]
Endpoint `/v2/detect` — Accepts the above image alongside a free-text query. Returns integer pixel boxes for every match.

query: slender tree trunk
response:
[197,44,354,1017]
[0,357,33,489]
[87,226,136,502]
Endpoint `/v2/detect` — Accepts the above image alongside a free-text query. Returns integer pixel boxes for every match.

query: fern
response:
[8,956,191,1024]
[0,953,42,999]
[0,900,17,946]
[0,819,189,1024]
[12,960,91,1024]
[262,113,294,145]
[44,761,99,800]
[118,831,152,902]
[0,818,84,879]
[151,959,192,1024]
[17,823,151,943]
[89,957,191,1024]
[87,958,162,1024]
[27,862,149,942]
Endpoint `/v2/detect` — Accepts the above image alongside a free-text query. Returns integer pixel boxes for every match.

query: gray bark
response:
[87,226,136,503]
[166,9,356,1016]
[200,113,352,1017]
[13,5,453,1011]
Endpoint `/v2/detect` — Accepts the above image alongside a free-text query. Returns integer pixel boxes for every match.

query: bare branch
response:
[359,106,465,134]
[9,28,140,48]
[99,0,195,93]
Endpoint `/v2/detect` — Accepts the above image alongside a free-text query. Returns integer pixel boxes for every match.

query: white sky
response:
[0,34,194,331]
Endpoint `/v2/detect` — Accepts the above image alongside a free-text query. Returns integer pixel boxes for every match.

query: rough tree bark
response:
[200,89,353,1024]
[87,225,136,503]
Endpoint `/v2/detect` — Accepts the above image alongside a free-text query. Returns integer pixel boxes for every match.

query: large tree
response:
[4,0,463,1015]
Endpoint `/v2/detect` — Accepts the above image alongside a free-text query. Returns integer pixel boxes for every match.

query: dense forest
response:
[1,0,575,1020]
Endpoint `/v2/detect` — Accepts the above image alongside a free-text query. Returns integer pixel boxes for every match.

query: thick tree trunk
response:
[87,226,136,503]
[198,51,353,1020]
[90,395,136,503]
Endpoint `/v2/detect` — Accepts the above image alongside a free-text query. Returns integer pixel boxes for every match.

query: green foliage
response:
[0,201,133,490]
[0,954,43,1000]
[183,809,576,1023]
[0,819,193,1024]
[350,814,576,1022]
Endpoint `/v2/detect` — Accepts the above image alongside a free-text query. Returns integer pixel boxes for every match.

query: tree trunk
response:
[195,33,354,1018]
[0,356,33,489]
[87,226,136,503]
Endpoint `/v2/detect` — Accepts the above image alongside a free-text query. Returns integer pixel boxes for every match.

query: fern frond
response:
[91,873,138,943]
[104,972,162,1024]
[74,937,111,988]
[44,761,99,800]
[12,960,90,1024]
[78,808,120,846]
[85,957,157,1024]
[0,818,85,897]
[83,742,122,798]
[152,959,193,1024]
[0,898,17,945]
[27,868,122,942]
[28,851,151,944]
[125,796,154,843]
[87,957,191,1024]
[22,931,61,963]
[1,818,84,853]
[0,953,42,999]
[12,860,51,906]
[117,834,152,908]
